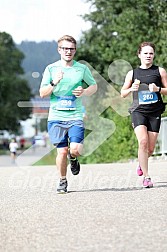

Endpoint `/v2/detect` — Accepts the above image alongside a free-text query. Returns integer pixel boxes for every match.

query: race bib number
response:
[56,96,76,110]
[138,91,158,104]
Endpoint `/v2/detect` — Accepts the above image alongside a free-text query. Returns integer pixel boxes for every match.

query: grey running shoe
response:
[57,179,68,194]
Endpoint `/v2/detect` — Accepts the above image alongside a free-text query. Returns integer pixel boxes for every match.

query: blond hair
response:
[57,35,76,47]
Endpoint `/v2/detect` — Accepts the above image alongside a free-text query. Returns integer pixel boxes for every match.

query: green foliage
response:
[79,107,138,164]
[79,0,167,75]
[0,32,32,133]
[34,149,56,166]
[39,118,47,132]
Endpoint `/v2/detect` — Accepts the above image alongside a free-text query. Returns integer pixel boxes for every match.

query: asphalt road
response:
[0,157,167,252]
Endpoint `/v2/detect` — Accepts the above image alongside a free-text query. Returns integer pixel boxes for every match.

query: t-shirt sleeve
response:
[83,66,96,86]
[40,66,51,88]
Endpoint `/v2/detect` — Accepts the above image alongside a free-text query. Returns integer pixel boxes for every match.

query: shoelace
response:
[70,158,77,162]
[60,179,67,184]
[144,177,151,180]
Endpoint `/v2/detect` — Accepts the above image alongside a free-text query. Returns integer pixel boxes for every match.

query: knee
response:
[57,148,68,158]
[148,147,154,157]
[139,139,148,151]
[70,146,79,157]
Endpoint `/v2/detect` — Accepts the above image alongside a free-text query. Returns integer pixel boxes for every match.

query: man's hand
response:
[53,70,64,85]
[72,86,84,97]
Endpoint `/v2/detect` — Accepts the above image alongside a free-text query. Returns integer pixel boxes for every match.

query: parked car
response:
[33,135,46,147]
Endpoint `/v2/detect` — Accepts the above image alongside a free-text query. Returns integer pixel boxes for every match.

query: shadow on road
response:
[69,182,167,193]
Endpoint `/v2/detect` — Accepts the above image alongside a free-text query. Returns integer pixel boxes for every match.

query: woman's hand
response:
[149,83,159,92]
[131,79,140,91]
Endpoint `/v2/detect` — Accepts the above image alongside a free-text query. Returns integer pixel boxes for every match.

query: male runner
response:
[40,35,97,193]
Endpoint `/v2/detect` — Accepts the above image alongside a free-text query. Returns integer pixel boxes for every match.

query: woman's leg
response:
[134,126,159,177]
[147,131,159,157]
[134,125,149,177]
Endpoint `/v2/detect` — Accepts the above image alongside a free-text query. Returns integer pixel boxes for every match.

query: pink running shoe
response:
[143,177,153,188]
[137,165,143,176]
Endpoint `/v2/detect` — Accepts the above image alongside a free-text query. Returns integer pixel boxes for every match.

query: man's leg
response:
[47,121,70,193]
[70,142,83,157]
[68,142,83,175]
[56,147,68,178]
[56,147,68,193]
[67,121,84,175]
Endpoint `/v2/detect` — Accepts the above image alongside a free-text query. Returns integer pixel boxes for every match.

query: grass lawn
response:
[33,149,56,165]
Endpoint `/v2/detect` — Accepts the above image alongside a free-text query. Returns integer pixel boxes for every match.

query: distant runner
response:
[9,138,18,164]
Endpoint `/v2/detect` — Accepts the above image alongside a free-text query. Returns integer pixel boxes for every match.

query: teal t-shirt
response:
[40,60,96,121]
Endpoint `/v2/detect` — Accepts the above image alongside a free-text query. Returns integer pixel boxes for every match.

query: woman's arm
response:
[159,67,167,95]
[121,70,140,98]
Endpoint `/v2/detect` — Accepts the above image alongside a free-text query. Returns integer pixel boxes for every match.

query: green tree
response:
[76,0,167,163]
[39,118,47,132]
[79,0,167,76]
[0,32,32,133]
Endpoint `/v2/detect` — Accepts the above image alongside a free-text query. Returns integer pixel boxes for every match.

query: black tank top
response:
[129,65,164,114]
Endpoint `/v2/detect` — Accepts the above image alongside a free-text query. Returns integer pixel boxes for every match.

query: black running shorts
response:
[131,111,161,132]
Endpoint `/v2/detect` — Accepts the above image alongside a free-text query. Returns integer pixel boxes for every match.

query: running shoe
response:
[68,154,80,175]
[70,157,80,175]
[137,165,143,176]
[143,177,153,188]
[57,178,68,194]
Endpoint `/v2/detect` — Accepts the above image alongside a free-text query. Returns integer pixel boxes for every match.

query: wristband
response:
[158,86,161,93]
[50,80,57,87]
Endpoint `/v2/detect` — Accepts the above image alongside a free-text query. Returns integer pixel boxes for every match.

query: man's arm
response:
[82,84,97,96]
[39,85,54,98]
[72,84,97,97]
[39,69,64,98]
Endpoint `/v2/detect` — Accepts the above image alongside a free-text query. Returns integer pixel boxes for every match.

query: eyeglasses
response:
[59,47,76,52]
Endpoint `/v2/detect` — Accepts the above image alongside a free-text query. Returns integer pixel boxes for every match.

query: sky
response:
[0,0,91,44]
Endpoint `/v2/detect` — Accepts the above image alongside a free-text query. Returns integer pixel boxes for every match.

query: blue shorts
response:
[47,120,85,148]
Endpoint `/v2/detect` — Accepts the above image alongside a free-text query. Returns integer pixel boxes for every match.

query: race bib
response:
[138,91,158,104]
[56,96,76,110]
